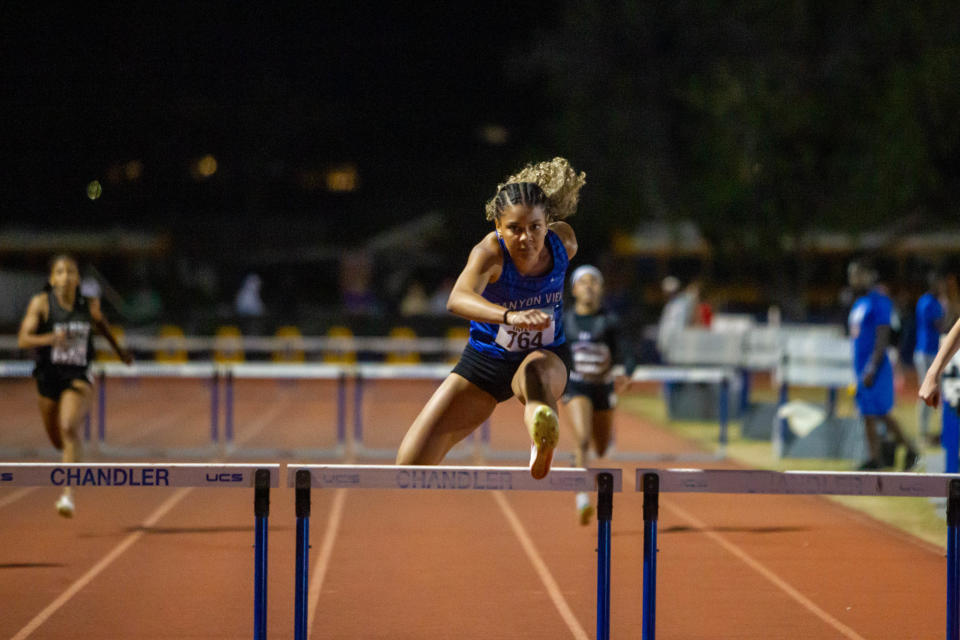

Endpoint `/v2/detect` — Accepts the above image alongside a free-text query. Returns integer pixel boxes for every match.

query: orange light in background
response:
[479,124,509,145]
[326,164,359,192]
[124,160,144,181]
[191,154,218,180]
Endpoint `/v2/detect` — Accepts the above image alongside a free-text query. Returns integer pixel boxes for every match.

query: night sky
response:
[2,3,552,253]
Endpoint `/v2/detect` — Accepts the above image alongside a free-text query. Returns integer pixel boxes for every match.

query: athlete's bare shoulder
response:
[29,292,49,313]
[548,221,578,260]
[468,231,505,283]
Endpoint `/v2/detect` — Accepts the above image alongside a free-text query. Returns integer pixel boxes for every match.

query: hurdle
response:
[620,365,735,461]
[635,468,960,640]
[351,363,487,460]
[91,362,221,458]
[286,464,622,640]
[0,462,280,640]
[223,363,348,459]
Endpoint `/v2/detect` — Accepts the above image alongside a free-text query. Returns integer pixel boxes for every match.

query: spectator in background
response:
[235,273,266,334]
[125,279,163,327]
[656,275,695,362]
[915,270,946,444]
[692,279,713,327]
[340,250,381,314]
[399,279,430,316]
[847,259,919,470]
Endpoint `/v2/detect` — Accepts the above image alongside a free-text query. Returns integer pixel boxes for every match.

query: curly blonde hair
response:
[484,157,586,221]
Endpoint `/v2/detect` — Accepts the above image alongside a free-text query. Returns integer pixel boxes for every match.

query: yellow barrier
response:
[272,326,305,363]
[155,325,188,363]
[446,326,469,363]
[323,326,357,364]
[386,327,420,364]
[213,325,245,364]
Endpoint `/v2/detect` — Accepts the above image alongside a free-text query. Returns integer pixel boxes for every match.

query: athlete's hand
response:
[507,309,551,331]
[919,373,941,408]
[119,348,134,366]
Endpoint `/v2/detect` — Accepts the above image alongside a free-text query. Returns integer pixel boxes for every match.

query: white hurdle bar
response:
[0,463,280,640]
[224,363,348,459]
[624,365,736,459]
[633,468,960,640]
[286,464,622,640]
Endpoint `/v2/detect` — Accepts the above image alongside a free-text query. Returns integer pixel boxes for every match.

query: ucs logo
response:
[206,473,244,483]
[0,472,13,482]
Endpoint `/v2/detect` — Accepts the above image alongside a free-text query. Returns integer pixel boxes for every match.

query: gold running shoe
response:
[55,493,74,518]
[576,491,594,526]
[528,405,559,480]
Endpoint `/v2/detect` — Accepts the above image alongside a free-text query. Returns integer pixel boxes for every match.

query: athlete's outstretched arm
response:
[89,298,133,364]
[446,234,550,331]
[17,295,62,350]
[919,317,960,408]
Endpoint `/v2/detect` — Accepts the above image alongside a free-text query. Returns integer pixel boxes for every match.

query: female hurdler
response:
[18,254,132,517]
[562,265,634,523]
[397,158,585,479]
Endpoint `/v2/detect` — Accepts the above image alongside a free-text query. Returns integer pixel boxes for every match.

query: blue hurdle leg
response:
[596,473,614,640]
[718,378,729,448]
[253,469,270,640]
[336,373,346,447]
[947,479,960,640]
[642,472,660,640]
[210,369,219,445]
[225,370,234,446]
[98,371,107,444]
[295,469,312,640]
[945,404,959,474]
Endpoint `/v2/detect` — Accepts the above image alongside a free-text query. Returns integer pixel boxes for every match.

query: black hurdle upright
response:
[641,472,659,640]
[294,469,312,640]
[596,472,614,640]
[253,469,271,640]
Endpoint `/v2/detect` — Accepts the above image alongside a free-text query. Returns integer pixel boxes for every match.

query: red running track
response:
[0,377,948,638]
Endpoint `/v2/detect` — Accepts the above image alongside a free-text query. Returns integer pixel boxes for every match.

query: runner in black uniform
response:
[562,265,634,524]
[17,254,132,517]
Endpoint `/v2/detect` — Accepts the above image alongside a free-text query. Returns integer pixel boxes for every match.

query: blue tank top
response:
[467,229,569,361]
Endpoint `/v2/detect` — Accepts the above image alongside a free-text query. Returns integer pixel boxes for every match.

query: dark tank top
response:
[35,289,95,375]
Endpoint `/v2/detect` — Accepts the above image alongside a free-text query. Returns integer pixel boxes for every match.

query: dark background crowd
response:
[3,2,960,356]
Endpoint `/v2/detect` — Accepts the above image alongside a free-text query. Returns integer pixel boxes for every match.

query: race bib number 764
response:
[495,309,555,352]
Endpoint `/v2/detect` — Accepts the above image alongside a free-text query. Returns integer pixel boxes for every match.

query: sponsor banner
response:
[636,468,960,498]
[287,465,622,492]
[0,463,280,487]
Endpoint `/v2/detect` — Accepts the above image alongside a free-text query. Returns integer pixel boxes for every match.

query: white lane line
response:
[112,405,193,446]
[0,488,37,511]
[11,487,193,640]
[493,491,590,640]
[307,488,347,639]
[664,500,867,640]
[231,398,291,446]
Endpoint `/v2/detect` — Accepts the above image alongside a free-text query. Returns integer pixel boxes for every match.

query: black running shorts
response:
[452,342,570,403]
[563,378,617,411]
[33,365,92,400]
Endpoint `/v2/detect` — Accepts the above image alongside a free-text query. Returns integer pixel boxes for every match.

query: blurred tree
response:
[515,0,960,308]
